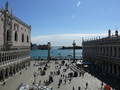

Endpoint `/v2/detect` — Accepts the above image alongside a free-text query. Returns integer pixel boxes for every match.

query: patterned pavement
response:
[0,60,119,90]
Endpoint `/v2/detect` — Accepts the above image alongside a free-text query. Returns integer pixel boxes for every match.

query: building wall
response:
[12,17,31,47]
[82,30,120,77]
[0,2,31,82]
[0,11,4,45]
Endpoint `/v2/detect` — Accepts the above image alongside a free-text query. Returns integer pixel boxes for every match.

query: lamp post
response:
[72,40,76,63]
[33,72,37,86]
[47,42,51,62]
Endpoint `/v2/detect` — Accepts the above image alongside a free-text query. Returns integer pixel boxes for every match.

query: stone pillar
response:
[14,65,16,74]
[102,62,104,70]
[95,47,97,54]
[11,66,13,76]
[7,68,9,78]
[108,63,111,73]
[101,47,103,55]
[72,41,76,62]
[96,47,98,54]
[108,47,110,56]
[105,62,107,71]
[112,63,115,75]
[0,52,2,63]
[112,47,115,57]
[100,47,102,55]
[116,64,119,76]
[105,47,107,56]
[116,47,119,58]
[99,47,100,55]
[2,69,5,81]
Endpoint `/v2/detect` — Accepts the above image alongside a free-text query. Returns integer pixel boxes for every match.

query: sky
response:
[0,0,120,46]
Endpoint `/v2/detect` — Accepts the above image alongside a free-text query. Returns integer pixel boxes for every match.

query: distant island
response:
[59,46,82,49]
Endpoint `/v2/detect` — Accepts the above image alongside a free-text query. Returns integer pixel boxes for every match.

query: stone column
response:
[112,47,115,57]
[108,63,111,73]
[112,63,115,75]
[116,47,119,58]
[116,64,119,76]
[105,47,107,56]
[108,47,110,56]
[0,52,2,63]
[14,65,16,74]
[96,47,98,54]
[99,47,100,55]
[101,47,103,55]
[7,68,9,78]
[102,62,104,70]
[105,62,107,71]
[2,69,5,81]
[11,66,13,76]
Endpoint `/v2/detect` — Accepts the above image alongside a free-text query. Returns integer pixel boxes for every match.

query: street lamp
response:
[47,42,51,62]
[72,40,76,63]
[33,72,37,86]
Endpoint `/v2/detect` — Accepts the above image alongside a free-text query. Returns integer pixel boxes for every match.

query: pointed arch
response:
[22,33,24,42]
[14,31,18,41]
[7,30,10,41]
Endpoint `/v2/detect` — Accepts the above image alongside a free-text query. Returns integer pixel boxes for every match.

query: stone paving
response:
[0,60,119,90]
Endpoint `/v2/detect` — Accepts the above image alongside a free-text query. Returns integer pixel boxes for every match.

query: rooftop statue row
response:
[83,29,120,43]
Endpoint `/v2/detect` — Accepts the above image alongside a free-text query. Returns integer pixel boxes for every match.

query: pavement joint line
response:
[26,75,33,85]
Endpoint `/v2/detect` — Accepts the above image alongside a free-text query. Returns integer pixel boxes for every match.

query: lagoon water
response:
[30,48,82,60]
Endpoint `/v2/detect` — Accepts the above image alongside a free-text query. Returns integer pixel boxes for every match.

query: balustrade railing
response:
[31,56,82,60]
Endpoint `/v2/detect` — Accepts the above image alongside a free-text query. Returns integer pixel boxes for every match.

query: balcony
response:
[6,41,13,47]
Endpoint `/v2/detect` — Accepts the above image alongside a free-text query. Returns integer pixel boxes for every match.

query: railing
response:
[31,56,82,60]
[83,53,120,61]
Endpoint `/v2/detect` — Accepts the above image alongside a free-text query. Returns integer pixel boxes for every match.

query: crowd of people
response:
[33,60,112,90]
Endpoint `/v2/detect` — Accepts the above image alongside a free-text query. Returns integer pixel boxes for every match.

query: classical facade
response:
[82,30,120,77]
[0,2,31,81]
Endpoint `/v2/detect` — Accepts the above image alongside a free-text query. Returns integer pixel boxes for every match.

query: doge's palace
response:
[0,2,31,81]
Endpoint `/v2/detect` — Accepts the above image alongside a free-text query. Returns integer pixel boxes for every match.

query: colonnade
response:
[82,33,120,77]
[83,45,120,58]
[0,47,30,64]
[0,46,31,81]
[0,59,30,81]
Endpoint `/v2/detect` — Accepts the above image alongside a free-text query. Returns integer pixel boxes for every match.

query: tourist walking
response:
[86,82,88,89]
[78,86,81,90]
[63,74,64,78]
[64,78,66,85]
[72,86,75,90]
[61,74,62,78]
[69,78,71,84]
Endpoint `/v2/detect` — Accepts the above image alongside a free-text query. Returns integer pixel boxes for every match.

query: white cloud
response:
[77,2,81,7]
[31,33,107,46]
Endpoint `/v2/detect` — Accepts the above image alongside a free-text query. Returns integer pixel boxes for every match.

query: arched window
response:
[22,33,24,42]
[27,35,29,43]
[7,30,9,41]
[14,31,18,41]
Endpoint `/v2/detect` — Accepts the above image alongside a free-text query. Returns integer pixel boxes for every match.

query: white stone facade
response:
[82,30,120,77]
[0,2,31,81]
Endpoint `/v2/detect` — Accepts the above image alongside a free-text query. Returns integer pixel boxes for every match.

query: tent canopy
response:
[76,61,91,65]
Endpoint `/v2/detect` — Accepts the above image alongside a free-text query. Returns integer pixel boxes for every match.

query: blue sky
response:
[0,0,120,46]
